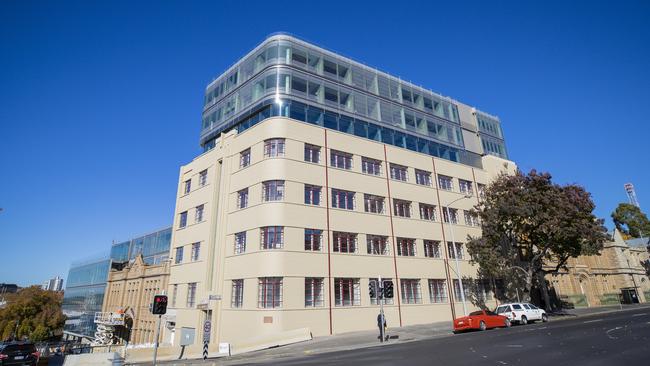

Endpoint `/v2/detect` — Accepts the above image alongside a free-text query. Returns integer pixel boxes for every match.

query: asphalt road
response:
[238,307,650,366]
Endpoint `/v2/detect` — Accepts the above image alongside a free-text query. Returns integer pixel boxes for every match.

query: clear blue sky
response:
[1,1,649,287]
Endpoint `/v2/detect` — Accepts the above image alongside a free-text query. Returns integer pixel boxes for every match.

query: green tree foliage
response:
[0,286,66,342]
[611,203,650,238]
[466,170,608,310]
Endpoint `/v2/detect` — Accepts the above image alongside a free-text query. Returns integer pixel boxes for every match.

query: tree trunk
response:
[537,271,552,311]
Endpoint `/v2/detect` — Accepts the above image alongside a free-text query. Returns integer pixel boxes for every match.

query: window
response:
[234,232,246,254]
[330,150,352,169]
[191,242,200,261]
[477,280,493,301]
[390,164,408,181]
[171,284,178,307]
[231,280,244,308]
[195,204,204,223]
[438,175,454,191]
[415,169,432,186]
[174,247,183,264]
[459,179,473,195]
[199,170,208,186]
[452,279,467,301]
[334,278,360,306]
[263,138,285,157]
[464,210,480,227]
[304,229,322,251]
[400,279,422,304]
[261,226,283,249]
[424,240,441,258]
[443,207,458,224]
[304,144,320,163]
[237,188,249,209]
[397,238,417,256]
[393,199,411,218]
[428,279,448,303]
[477,183,486,199]
[304,185,321,205]
[240,149,251,168]
[364,194,384,214]
[184,179,191,195]
[370,278,394,305]
[258,277,283,308]
[332,189,355,210]
[262,180,285,201]
[179,211,188,228]
[367,235,390,255]
[362,157,381,176]
[333,232,357,253]
[419,203,436,221]
[305,278,324,307]
[448,242,464,259]
[187,282,197,308]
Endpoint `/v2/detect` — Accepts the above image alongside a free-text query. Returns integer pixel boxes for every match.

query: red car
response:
[453,310,511,333]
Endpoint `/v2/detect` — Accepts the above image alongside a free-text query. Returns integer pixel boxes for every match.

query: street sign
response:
[209,294,222,301]
[203,320,212,343]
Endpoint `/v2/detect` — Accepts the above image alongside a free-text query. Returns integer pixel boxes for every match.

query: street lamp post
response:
[444,194,473,316]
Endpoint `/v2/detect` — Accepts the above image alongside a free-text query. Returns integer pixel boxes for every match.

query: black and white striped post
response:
[202,320,211,360]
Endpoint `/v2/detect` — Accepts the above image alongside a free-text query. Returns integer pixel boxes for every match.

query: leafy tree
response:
[611,203,650,238]
[0,286,66,342]
[467,170,608,311]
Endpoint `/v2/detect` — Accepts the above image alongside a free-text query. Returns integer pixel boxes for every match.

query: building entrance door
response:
[621,288,639,304]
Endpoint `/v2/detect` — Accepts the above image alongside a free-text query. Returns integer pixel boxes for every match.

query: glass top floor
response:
[109,226,172,265]
[199,34,507,159]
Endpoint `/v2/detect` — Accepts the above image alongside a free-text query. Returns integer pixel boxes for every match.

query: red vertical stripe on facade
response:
[383,145,403,327]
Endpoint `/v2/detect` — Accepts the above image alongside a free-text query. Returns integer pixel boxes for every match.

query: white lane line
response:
[583,319,603,324]
[506,345,523,348]
[632,313,647,317]
[498,361,508,365]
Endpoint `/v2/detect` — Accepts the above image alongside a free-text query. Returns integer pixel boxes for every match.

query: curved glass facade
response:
[200,34,507,165]
[62,258,110,337]
[109,227,172,265]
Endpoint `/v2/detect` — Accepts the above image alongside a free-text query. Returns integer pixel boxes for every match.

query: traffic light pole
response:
[152,314,161,365]
[379,276,385,343]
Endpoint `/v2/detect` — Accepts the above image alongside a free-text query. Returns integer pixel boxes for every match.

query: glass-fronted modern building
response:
[62,227,172,340]
[200,33,507,166]
[62,255,111,339]
[110,226,172,265]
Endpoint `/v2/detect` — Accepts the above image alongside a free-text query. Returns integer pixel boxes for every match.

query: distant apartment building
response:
[163,34,516,354]
[42,276,64,291]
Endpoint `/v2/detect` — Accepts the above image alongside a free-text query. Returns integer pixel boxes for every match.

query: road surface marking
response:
[631,313,647,317]
[498,361,508,365]
[583,319,603,324]
[606,326,623,339]
[506,345,523,347]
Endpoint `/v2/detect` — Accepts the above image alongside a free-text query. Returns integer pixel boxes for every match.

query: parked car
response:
[0,342,40,366]
[453,310,511,333]
[495,303,548,325]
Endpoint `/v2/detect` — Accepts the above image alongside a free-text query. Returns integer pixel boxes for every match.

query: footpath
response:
[145,303,650,365]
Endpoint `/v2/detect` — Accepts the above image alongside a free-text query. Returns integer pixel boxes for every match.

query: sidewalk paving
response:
[149,303,650,365]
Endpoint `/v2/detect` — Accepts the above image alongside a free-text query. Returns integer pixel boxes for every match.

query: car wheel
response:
[542,314,548,323]
[520,316,528,325]
[504,318,511,328]
[479,321,486,331]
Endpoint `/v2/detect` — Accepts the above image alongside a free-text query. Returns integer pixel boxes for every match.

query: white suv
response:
[495,303,548,325]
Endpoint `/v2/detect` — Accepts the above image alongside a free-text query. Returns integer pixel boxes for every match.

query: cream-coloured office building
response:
[163,33,516,355]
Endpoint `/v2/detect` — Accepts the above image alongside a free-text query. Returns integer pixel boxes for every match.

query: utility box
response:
[180,327,195,346]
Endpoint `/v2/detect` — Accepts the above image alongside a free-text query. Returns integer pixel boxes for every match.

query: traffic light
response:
[152,295,168,315]
[383,281,394,299]
[369,282,376,298]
